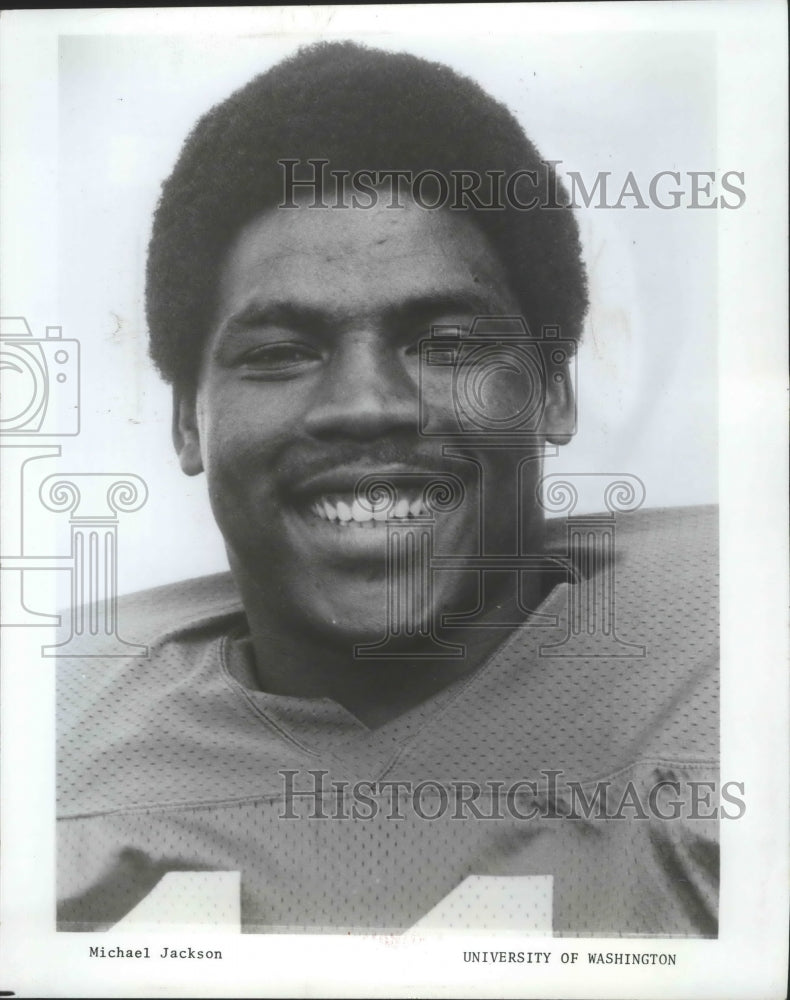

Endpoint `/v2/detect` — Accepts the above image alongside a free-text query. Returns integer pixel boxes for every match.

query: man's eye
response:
[240,343,321,376]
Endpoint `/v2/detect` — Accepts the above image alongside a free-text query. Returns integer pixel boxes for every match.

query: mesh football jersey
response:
[57,506,719,935]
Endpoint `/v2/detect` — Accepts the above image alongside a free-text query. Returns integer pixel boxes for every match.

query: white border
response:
[1,4,788,998]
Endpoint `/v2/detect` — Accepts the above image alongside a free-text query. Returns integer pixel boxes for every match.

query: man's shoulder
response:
[544,502,717,567]
[603,502,717,542]
[107,571,243,647]
[542,503,718,627]
[444,504,720,778]
[544,501,717,538]
[56,572,245,766]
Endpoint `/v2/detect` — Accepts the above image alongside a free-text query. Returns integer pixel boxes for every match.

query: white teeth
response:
[309,494,428,525]
[350,499,373,522]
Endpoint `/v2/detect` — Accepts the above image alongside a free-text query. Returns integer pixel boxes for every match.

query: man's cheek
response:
[419,382,460,434]
[419,371,538,435]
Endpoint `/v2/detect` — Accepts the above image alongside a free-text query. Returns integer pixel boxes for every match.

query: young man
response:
[57,41,718,935]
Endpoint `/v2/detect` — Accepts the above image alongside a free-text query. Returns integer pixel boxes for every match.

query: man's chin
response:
[292,590,401,649]
[284,580,450,652]
[228,527,479,651]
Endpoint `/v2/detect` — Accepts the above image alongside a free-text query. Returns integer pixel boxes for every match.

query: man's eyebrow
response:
[218,289,509,339]
[220,301,331,337]
[391,291,505,324]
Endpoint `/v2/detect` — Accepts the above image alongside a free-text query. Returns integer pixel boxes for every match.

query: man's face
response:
[175,195,569,644]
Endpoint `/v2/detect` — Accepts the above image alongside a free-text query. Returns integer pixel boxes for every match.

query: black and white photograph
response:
[0,4,787,997]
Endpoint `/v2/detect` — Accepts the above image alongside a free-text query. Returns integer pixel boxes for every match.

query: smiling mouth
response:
[306,492,428,527]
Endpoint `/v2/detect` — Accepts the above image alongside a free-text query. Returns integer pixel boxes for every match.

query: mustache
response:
[276,436,471,492]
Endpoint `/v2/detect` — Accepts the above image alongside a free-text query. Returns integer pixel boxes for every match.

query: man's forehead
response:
[216,197,518,319]
[230,193,496,256]
[217,288,507,340]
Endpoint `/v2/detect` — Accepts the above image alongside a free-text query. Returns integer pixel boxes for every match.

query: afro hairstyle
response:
[146,40,588,389]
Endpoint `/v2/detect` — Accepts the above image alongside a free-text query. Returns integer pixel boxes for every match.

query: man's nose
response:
[302,333,417,439]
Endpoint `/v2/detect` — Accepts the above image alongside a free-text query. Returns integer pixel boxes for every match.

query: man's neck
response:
[233,570,560,729]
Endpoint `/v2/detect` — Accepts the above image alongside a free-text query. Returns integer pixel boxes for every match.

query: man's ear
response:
[541,362,576,446]
[172,387,204,476]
